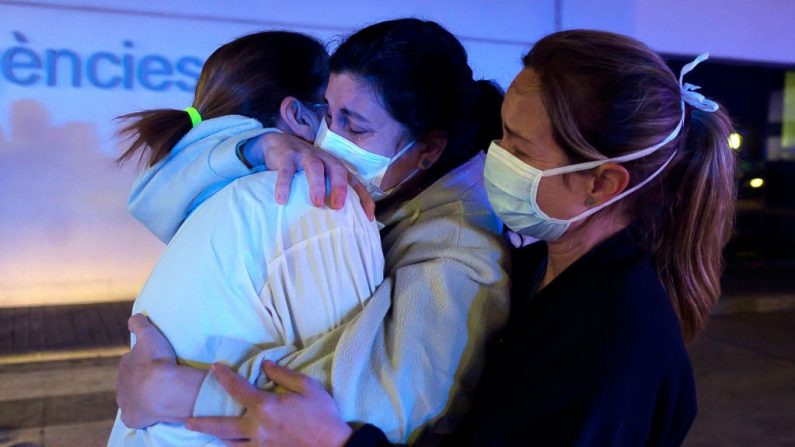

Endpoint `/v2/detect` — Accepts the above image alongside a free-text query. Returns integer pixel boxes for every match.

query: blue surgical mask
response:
[314,119,416,201]
[484,53,719,241]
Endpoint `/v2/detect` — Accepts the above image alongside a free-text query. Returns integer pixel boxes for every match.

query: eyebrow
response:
[504,123,532,143]
[340,107,370,124]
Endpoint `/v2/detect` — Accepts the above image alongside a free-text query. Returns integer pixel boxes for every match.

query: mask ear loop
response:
[389,140,417,163]
[373,140,418,193]
[565,149,679,224]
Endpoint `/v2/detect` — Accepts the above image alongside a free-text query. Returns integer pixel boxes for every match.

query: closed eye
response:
[348,123,371,135]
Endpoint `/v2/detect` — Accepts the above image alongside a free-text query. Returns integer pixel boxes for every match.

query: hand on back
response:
[248,132,376,221]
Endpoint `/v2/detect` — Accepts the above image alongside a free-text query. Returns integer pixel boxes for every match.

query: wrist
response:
[243,130,282,169]
[151,362,208,422]
[323,423,354,447]
[237,139,257,169]
[257,131,285,170]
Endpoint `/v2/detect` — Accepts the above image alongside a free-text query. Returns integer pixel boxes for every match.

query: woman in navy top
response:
[181,29,737,446]
[442,227,698,445]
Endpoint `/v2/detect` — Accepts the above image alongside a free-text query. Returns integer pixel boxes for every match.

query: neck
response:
[540,215,629,289]
[376,169,433,211]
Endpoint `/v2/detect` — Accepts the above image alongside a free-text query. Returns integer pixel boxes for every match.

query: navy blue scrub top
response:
[347,226,697,446]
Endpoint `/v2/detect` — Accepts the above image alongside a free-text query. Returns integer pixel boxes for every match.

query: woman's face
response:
[499,68,592,220]
[323,72,423,190]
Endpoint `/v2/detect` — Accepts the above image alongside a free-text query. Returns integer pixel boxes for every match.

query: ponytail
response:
[472,80,505,156]
[431,79,504,178]
[116,109,193,167]
[116,31,329,169]
[653,107,737,343]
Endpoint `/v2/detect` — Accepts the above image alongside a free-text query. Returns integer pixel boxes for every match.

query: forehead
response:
[503,68,552,138]
[326,72,392,122]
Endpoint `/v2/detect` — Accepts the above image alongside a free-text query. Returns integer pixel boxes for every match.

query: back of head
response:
[118,31,329,167]
[524,30,736,343]
[330,18,503,180]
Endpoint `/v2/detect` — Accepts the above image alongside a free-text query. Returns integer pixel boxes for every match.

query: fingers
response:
[275,160,297,205]
[115,353,130,393]
[262,360,317,396]
[326,161,350,210]
[185,416,248,441]
[210,363,262,409]
[350,175,376,221]
[127,313,152,334]
[302,156,327,207]
[263,132,354,210]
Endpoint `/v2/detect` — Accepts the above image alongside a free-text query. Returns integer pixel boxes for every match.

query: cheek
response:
[356,128,408,157]
[328,121,369,149]
[535,174,585,220]
[353,134,389,157]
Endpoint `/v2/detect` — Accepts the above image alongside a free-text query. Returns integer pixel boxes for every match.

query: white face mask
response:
[314,119,416,201]
[484,140,678,241]
[484,53,719,242]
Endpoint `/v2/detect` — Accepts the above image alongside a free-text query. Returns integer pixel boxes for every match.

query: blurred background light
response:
[729,132,743,150]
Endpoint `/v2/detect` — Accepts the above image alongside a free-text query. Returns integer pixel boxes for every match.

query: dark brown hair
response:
[329,18,503,181]
[117,31,329,167]
[524,30,737,343]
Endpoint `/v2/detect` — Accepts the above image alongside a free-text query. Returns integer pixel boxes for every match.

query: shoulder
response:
[198,171,279,215]
[592,258,696,437]
[576,250,689,367]
[536,241,694,418]
[247,172,380,253]
[600,258,684,351]
[183,171,375,237]
[279,172,378,236]
[396,195,506,273]
[172,115,264,151]
[169,171,279,249]
[406,156,504,248]
[506,239,696,443]
[175,171,379,261]
[206,171,368,225]
[384,186,508,287]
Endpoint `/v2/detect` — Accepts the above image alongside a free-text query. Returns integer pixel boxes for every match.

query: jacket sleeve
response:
[193,206,511,444]
[127,125,278,243]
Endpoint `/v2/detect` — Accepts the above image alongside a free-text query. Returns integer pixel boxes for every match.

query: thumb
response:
[128,313,175,360]
[128,313,153,335]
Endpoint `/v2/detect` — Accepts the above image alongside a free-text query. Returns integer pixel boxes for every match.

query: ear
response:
[415,130,447,170]
[588,163,630,206]
[278,97,318,142]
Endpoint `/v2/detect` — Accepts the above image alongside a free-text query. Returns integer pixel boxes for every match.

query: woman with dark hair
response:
[178,30,735,446]
[114,18,510,444]
[107,31,386,446]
